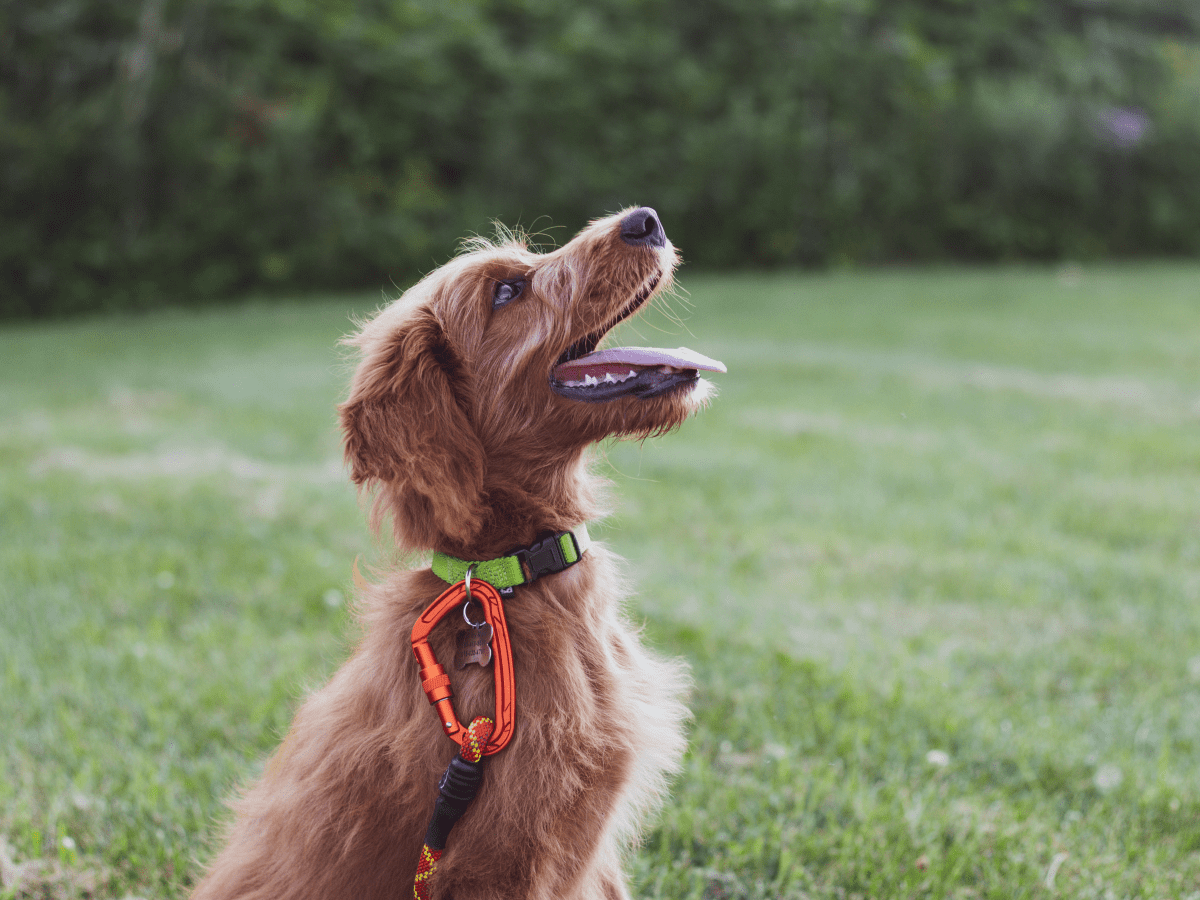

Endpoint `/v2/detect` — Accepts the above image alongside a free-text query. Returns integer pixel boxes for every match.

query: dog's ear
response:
[339,308,485,549]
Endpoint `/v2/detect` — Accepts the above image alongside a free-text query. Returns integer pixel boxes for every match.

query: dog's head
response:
[339,207,723,556]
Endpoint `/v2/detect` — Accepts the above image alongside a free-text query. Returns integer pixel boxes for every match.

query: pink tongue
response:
[554,346,727,382]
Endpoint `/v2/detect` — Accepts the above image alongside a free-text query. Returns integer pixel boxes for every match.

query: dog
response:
[191,207,723,900]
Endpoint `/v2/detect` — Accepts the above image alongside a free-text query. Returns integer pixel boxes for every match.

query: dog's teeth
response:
[561,368,641,388]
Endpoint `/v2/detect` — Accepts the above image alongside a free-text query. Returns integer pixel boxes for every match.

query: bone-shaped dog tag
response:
[454,621,494,669]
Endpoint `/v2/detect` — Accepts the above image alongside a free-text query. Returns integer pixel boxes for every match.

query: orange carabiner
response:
[410,579,515,756]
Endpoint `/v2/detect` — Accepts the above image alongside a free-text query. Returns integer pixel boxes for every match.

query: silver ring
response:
[462,565,485,627]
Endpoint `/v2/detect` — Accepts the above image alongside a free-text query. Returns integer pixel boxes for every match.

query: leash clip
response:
[411,578,515,755]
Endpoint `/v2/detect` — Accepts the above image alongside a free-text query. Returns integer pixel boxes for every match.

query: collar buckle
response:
[515,532,576,582]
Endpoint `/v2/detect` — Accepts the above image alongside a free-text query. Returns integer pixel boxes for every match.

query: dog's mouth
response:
[549,273,726,403]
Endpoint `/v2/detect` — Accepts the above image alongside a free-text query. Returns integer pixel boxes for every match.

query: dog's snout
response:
[619,207,666,249]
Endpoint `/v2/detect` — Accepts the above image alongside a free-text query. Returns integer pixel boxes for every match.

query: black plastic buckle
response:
[514,532,576,583]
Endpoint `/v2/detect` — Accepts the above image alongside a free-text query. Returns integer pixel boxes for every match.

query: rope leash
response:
[412,715,493,900]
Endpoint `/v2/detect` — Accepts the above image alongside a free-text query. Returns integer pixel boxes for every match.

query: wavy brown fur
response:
[190,209,716,900]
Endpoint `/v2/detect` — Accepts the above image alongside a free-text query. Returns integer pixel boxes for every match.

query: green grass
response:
[2,264,1199,899]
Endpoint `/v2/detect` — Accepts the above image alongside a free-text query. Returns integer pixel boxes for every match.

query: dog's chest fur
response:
[193,548,687,900]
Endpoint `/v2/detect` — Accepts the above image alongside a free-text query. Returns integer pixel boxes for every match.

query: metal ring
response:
[462,565,485,627]
[462,601,486,628]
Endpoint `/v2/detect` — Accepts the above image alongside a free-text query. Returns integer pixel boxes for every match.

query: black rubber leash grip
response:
[422,754,485,851]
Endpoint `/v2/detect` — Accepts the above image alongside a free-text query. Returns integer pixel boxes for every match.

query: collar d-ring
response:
[462,564,486,627]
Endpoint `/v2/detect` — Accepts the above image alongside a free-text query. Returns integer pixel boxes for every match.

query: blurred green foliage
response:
[4,0,1199,317]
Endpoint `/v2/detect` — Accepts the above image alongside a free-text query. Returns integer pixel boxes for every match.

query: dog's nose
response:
[619,207,666,248]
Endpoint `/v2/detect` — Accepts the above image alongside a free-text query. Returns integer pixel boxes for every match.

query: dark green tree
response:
[3,0,1197,317]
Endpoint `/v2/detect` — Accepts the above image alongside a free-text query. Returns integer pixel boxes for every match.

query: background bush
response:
[4,0,1199,317]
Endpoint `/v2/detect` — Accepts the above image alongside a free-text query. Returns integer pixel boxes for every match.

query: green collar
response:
[431,525,591,591]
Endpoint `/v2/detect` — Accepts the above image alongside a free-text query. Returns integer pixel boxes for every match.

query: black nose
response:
[619,207,666,248]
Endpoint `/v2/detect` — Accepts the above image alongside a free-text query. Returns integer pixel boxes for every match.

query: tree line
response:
[4,0,1199,317]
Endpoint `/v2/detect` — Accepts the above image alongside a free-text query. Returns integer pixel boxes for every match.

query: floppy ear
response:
[339,308,485,549]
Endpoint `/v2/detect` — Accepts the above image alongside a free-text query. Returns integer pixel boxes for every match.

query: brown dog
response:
[191,208,723,900]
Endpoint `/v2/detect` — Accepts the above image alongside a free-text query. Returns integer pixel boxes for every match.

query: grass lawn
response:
[2,262,1199,899]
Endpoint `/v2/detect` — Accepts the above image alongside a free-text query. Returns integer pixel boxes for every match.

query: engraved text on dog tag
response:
[455,621,494,669]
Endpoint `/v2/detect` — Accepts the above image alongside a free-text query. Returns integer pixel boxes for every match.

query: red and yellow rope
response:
[412,716,493,900]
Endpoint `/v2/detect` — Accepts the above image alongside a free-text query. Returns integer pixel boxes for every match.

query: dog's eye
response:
[493,279,526,309]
